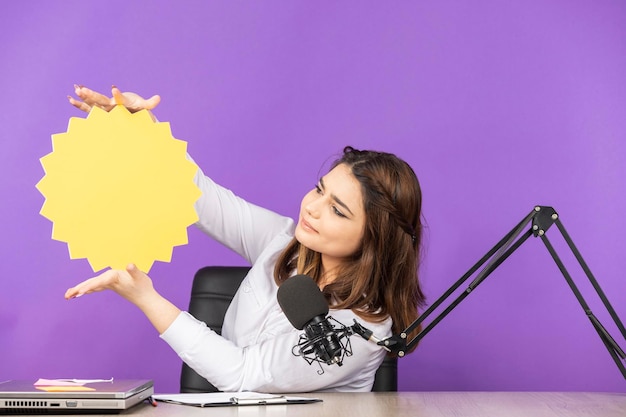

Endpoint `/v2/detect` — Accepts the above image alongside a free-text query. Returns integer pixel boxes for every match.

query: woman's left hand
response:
[65,264,181,334]
[64,263,155,305]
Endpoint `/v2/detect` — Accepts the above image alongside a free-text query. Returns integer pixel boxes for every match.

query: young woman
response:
[65,86,426,392]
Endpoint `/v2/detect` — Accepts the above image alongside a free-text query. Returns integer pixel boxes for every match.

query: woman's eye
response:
[333,206,346,218]
[315,184,322,194]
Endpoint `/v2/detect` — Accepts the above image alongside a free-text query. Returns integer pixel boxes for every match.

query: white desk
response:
[136,391,626,417]
[16,391,626,417]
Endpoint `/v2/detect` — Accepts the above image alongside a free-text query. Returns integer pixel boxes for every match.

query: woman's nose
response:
[305,197,322,219]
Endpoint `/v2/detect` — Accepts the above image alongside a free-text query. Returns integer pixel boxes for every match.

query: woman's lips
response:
[300,217,318,233]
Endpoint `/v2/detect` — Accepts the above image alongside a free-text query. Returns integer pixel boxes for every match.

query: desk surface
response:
[16,391,626,417]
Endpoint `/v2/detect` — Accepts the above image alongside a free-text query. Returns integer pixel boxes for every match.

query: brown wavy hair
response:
[274,146,425,354]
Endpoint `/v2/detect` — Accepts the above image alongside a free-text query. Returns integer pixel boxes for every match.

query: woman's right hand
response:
[68,85,161,114]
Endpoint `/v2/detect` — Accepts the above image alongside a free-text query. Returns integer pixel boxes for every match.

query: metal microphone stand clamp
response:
[374,206,626,378]
[293,316,354,375]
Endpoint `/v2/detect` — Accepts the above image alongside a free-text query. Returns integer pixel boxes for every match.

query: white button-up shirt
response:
[160,166,392,392]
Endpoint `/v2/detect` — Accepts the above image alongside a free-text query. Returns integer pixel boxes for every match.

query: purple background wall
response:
[1,1,625,393]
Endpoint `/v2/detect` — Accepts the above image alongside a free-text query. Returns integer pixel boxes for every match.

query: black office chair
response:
[180,266,397,393]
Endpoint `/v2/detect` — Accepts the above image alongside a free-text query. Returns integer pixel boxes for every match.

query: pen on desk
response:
[147,396,157,407]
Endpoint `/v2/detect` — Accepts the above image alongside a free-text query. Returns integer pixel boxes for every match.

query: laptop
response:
[0,379,153,414]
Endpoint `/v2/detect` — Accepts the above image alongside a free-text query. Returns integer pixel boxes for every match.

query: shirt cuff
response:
[159,311,212,354]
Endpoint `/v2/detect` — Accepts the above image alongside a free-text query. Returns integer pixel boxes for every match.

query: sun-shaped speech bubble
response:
[36,105,201,273]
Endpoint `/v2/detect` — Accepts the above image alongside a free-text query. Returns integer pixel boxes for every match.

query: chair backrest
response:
[180,266,249,393]
[180,266,397,393]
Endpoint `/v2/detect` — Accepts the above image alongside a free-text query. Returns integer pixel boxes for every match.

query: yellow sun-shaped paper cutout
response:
[36,105,201,273]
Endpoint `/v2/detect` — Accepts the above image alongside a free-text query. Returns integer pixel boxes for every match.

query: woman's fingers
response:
[142,94,161,110]
[74,85,115,111]
[68,85,161,114]
[64,264,153,303]
[64,286,81,299]
[112,86,125,105]
[125,263,142,278]
[67,95,91,113]
[111,86,161,112]
[64,270,120,300]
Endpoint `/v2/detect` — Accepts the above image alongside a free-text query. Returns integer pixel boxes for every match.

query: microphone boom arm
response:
[377,206,626,379]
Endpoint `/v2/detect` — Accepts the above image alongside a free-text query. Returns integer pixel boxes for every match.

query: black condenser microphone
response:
[277,275,353,370]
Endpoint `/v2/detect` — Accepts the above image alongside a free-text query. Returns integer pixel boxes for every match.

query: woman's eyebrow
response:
[319,177,354,216]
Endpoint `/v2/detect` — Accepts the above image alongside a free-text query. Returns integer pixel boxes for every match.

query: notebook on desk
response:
[0,379,153,414]
[152,391,322,407]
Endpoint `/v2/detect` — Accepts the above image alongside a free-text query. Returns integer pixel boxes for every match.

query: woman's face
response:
[295,163,366,271]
